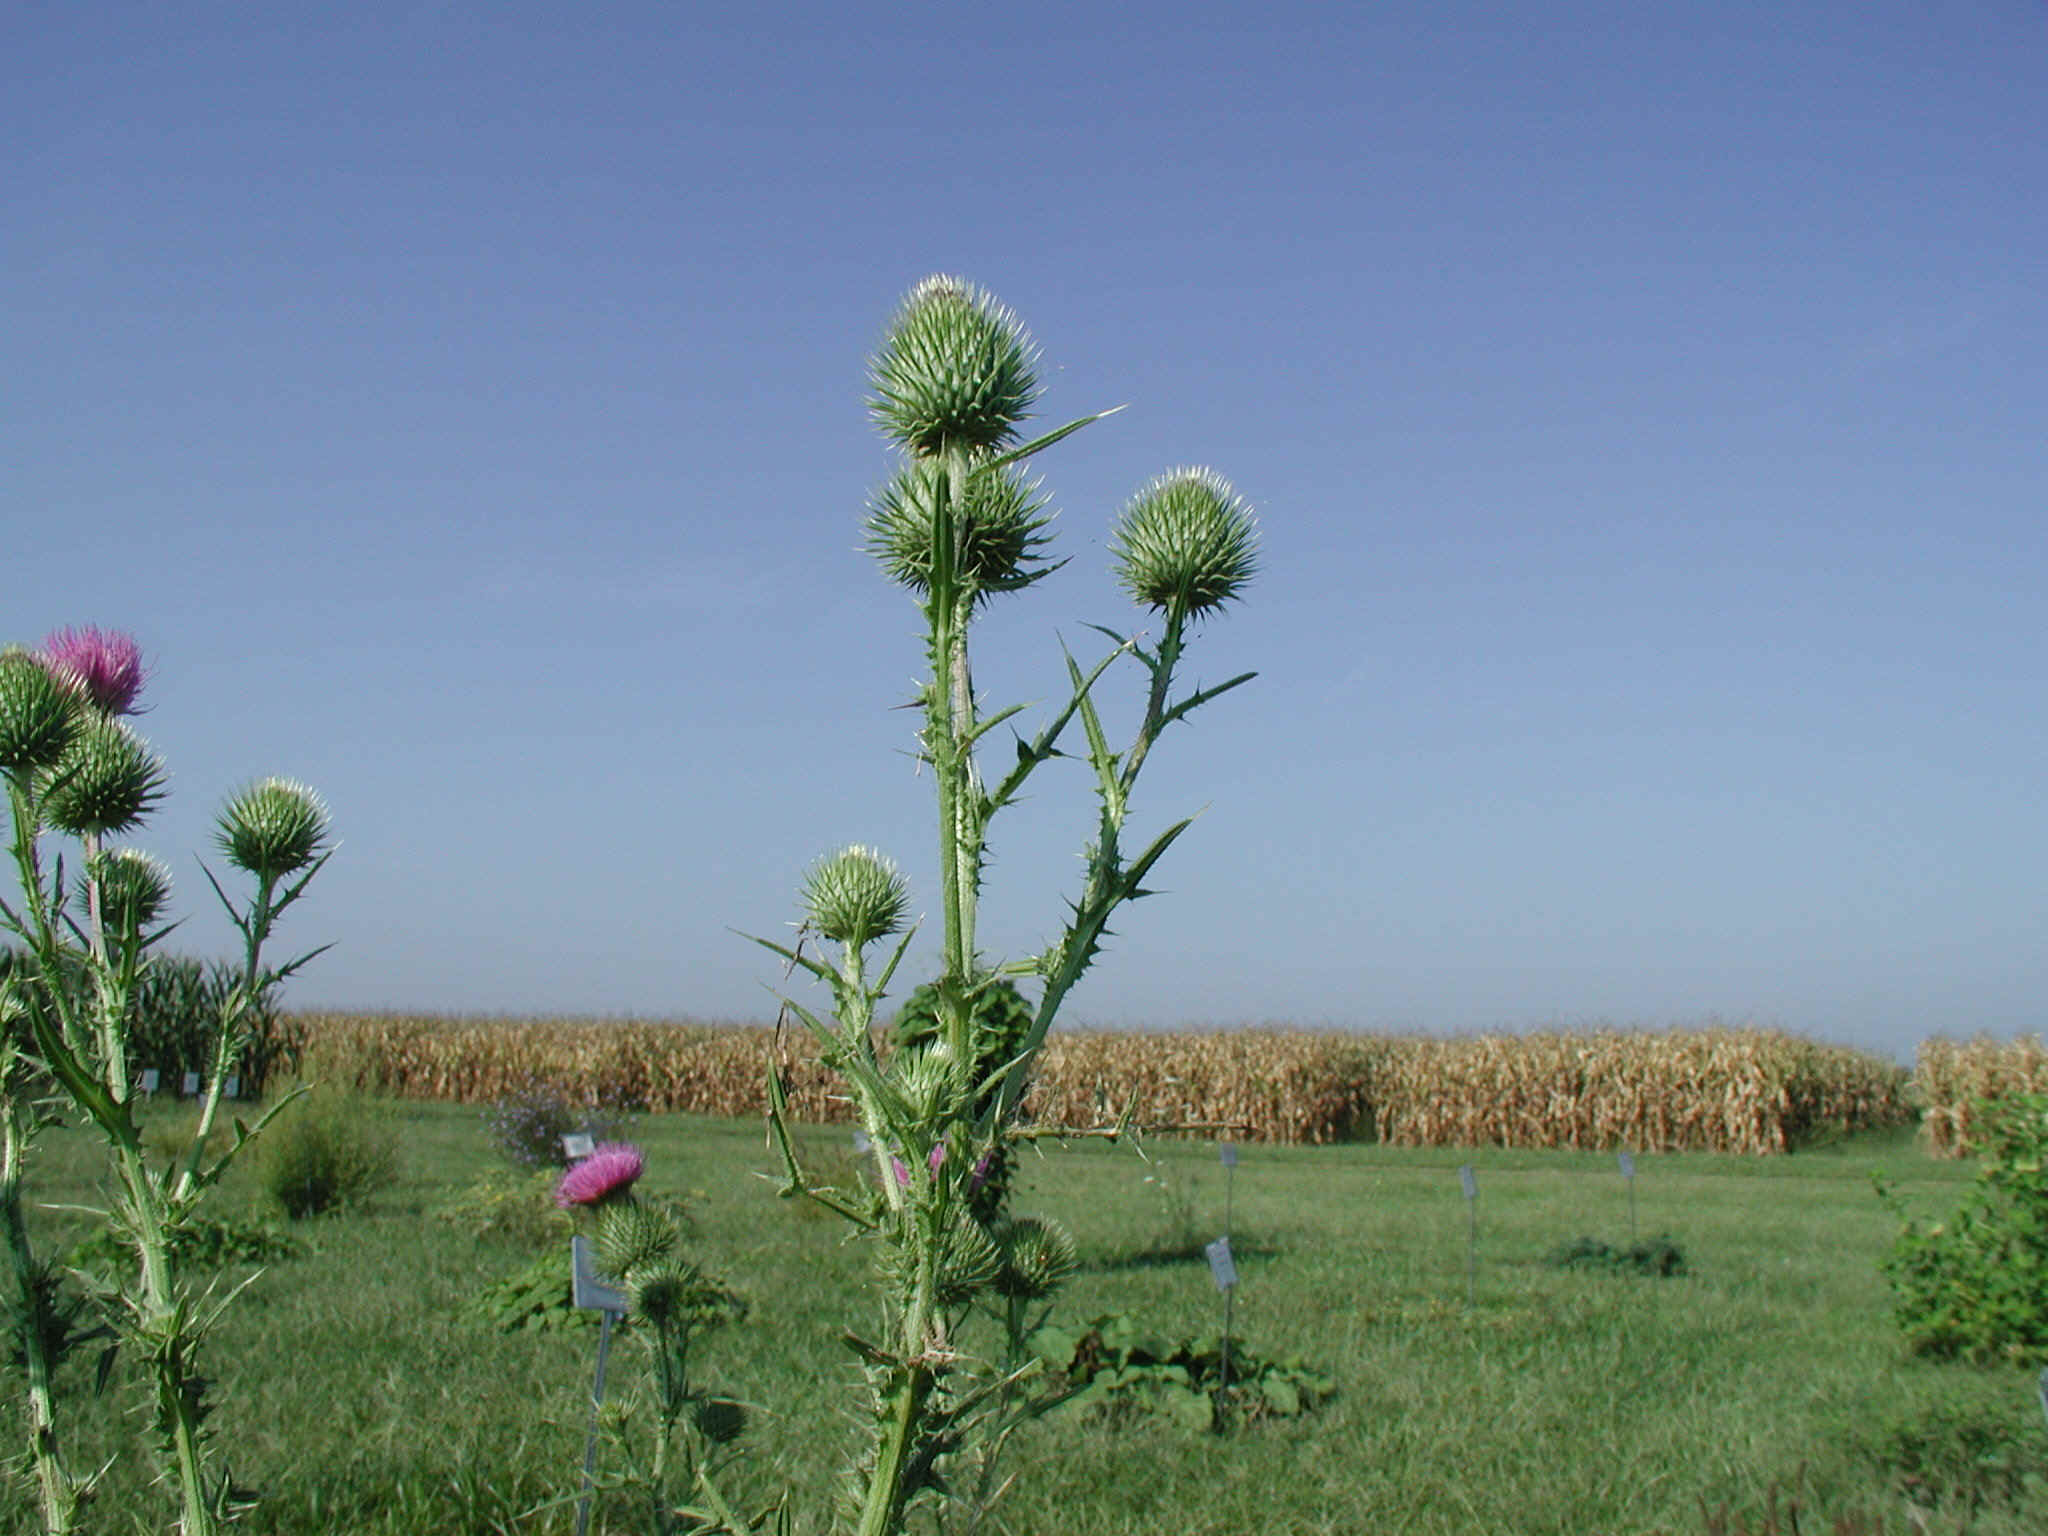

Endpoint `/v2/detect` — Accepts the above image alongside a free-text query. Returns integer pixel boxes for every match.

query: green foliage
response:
[1028,1311,1335,1431]
[889,976,1036,1222]
[67,1212,301,1276]
[1878,1093,2048,1361]
[1546,1233,1688,1276]
[257,1090,399,1219]
[433,1167,573,1248]
[128,954,308,1097]
[1873,1395,2048,1515]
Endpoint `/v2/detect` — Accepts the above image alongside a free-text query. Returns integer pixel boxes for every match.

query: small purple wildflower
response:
[892,1157,910,1188]
[555,1142,645,1208]
[928,1143,947,1172]
[41,626,145,716]
[969,1154,993,1190]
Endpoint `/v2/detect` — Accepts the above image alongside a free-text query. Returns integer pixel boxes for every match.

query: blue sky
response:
[11,1,2045,1061]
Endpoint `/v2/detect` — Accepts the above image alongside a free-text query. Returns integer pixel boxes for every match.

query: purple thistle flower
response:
[969,1154,993,1190]
[555,1142,645,1208]
[928,1143,947,1172]
[891,1157,910,1188]
[41,626,145,716]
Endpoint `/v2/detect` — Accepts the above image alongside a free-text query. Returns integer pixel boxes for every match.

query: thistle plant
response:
[558,1145,768,1534]
[0,630,332,1536]
[753,278,1256,1536]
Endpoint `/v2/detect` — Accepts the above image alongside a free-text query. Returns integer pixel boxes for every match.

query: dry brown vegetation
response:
[292,1012,1917,1154]
[1914,1034,2048,1156]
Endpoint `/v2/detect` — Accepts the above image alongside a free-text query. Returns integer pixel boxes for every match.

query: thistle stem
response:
[1,1106,77,1536]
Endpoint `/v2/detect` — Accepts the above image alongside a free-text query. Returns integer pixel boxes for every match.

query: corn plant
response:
[750,277,1258,1536]
[0,630,332,1535]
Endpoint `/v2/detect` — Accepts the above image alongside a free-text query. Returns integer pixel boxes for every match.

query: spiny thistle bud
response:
[595,1198,679,1281]
[889,1041,958,1124]
[801,846,908,948]
[869,275,1040,458]
[42,718,166,837]
[865,457,1057,601]
[40,626,145,717]
[85,848,173,933]
[692,1397,747,1445]
[630,1268,689,1326]
[931,1213,1003,1307]
[992,1215,1078,1300]
[1109,467,1260,617]
[0,650,79,772]
[214,778,329,881]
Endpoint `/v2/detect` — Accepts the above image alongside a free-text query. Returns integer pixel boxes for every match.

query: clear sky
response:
[11,1,2045,1062]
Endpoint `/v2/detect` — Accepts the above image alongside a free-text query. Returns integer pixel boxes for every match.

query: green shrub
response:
[1877,1092,2048,1362]
[1546,1233,1688,1276]
[433,1168,573,1249]
[257,1090,399,1218]
[1028,1311,1335,1431]
[68,1213,301,1275]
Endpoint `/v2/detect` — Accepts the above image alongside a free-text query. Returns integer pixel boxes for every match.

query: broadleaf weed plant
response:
[0,629,332,1535]
[750,277,1258,1536]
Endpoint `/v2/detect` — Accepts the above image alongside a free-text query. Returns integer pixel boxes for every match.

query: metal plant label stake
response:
[1618,1150,1638,1242]
[139,1068,159,1095]
[561,1132,595,1162]
[1205,1234,1238,1419]
[570,1235,627,1536]
[1219,1140,1237,1238]
[180,1071,201,1098]
[1458,1165,1479,1306]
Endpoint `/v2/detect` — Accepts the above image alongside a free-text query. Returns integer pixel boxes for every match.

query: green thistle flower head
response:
[0,649,79,773]
[596,1200,679,1284]
[1109,468,1260,617]
[42,718,167,838]
[801,846,909,948]
[630,1264,693,1326]
[215,778,330,881]
[992,1215,1078,1300]
[86,848,173,933]
[865,457,1058,601]
[869,275,1040,458]
[929,1213,1002,1307]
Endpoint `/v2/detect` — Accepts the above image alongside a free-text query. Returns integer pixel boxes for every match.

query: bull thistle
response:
[0,633,332,1536]
[751,278,1257,1536]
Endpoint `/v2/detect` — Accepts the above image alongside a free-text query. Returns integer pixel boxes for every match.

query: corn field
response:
[1914,1034,2048,1156]
[292,1012,1919,1154]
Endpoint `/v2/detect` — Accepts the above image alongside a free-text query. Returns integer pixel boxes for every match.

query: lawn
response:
[7,1098,2043,1535]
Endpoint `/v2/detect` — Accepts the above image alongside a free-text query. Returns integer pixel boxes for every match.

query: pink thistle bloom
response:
[928,1143,947,1172]
[969,1154,993,1189]
[41,626,146,716]
[555,1142,645,1208]
[891,1157,910,1188]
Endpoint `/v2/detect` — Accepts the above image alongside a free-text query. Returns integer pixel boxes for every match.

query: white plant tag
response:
[139,1069,160,1094]
[223,1076,241,1100]
[1458,1165,1478,1201]
[570,1236,627,1315]
[1218,1141,1238,1168]
[1205,1236,1238,1291]
[181,1072,201,1097]
[562,1133,596,1161]
[1618,1151,1636,1179]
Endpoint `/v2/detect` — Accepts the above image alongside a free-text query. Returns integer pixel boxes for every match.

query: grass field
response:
[8,1099,2046,1535]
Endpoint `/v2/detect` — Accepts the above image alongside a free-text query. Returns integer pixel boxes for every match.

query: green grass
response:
[6,1101,2045,1535]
